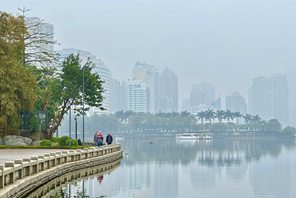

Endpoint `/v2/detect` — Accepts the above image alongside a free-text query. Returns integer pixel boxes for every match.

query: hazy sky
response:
[1,0,296,103]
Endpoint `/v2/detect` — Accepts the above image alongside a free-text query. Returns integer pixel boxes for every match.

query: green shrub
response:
[66,139,78,147]
[59,136,71,146]
[40,140,52,147]
[51,142,59,147]
[51,137,60,143]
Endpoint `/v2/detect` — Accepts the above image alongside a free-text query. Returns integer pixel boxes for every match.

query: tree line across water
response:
[63,110,296,137]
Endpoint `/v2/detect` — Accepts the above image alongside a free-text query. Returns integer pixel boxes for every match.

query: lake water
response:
[31,137,296,198]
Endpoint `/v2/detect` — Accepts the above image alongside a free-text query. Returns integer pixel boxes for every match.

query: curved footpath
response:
[0,144,122,198]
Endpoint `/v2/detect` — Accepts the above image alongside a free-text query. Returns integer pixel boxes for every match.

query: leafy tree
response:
[266,119,281,132]
[43,54,104,138]
[0,12,37,135]
[281,126,296,136]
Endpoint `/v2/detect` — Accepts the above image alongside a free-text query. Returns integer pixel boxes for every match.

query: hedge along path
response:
[0,144,122,198]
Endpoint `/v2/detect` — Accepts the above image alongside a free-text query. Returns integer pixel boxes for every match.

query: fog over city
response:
[2,0,296,99]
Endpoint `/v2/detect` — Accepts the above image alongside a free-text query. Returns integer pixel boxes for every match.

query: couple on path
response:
[94,131,113,146]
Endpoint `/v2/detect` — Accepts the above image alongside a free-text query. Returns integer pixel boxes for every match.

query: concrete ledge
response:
[0,144,122,198]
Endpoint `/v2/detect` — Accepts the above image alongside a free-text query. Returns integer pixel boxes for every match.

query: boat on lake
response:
[176,133,213,140]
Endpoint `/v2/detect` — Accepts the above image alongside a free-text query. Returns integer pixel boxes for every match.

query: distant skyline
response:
[1,0,296,104]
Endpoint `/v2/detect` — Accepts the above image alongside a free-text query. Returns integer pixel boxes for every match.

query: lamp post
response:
[68,105,71,146]
[82,66,85,143]
[74,114,78,140]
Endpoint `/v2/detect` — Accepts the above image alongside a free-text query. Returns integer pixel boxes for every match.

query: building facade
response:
[225,92,247,115]
[132,62,157,113]
[157,68,178,112]
[190,82,215,113]
[248,75,289,125]
[127,80,150,113]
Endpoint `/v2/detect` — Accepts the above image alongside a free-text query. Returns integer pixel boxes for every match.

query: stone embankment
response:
[0,144,122,198]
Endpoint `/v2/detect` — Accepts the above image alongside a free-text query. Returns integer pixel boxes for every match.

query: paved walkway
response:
[0,149,63,164]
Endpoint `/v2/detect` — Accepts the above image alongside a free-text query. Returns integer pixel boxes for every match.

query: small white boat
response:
[176,133,199,140]
[176,133,213,140]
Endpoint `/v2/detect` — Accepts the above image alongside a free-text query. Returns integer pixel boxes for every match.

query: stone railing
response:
[0,144,122,198]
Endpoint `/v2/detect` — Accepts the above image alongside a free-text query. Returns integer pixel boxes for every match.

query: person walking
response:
[106,133,113,145]
[94,131,104,146]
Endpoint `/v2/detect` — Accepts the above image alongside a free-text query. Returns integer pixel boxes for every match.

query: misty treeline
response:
[0,11,104,138]
[64,110,296,136]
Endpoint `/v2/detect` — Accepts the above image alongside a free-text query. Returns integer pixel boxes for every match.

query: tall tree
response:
[42,54,104,138]
[0,12,37,135]
[18,8,58,67]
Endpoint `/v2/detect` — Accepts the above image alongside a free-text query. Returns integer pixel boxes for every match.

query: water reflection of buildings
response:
[155,163,178,198]
[249,153,290,198]
[51,138,296,198]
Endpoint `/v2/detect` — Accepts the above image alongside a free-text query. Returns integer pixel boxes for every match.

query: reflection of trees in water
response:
[26,160,121,198]
[198,138,295,166]
[196,138,295,167]
[123,138,199,165]
[122,138,295,167]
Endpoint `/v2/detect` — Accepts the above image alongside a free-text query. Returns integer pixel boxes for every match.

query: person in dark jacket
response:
[106,133,113,145]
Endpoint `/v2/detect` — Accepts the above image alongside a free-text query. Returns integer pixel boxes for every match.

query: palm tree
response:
[252,115,261,123]
[233,112,242,124]
[215,110,226,123]
[197,111,206,125]
[204,109,215,124]
[244,114,252,124]
[224,110,234,123]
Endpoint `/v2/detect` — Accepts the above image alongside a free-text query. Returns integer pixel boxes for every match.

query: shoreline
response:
[0,144,122,198]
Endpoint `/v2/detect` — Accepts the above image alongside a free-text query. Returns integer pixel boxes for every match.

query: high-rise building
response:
[190,82,215,113]
[248,75,289,125]
[132,62,157,113]
[127,80,150,113]
[285,70,296,126]
[93,59,111,114]
[225,92,247,115]
[157,68,178,112]
[110,79,127,112]
[270,74,289,125]
[182,98,191,112]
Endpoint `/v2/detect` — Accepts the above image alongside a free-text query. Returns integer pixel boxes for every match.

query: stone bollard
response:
[22,159,31,176]
[4,162,15,184]
[50,153,57,167]
[14,160,24,179]
[0,164,4,188]
[62,151,68,163]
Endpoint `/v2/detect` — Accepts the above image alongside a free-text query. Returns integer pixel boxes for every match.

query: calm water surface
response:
[38,137,296,198]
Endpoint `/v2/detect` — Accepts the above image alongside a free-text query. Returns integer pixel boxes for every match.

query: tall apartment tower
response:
[225,92,247,115]
[157,68,178,112]
[127,80,150,113]
[93,59,111,114]
[248,75,289,125]
[110,79,127,112]
[190,82,215,113]
[132,62,157,113]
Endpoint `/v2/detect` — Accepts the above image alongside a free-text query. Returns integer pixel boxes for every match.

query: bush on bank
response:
[40,136,79,147]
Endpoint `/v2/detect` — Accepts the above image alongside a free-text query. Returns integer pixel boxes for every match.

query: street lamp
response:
[82,65,85,143]
[74,113,79,140]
